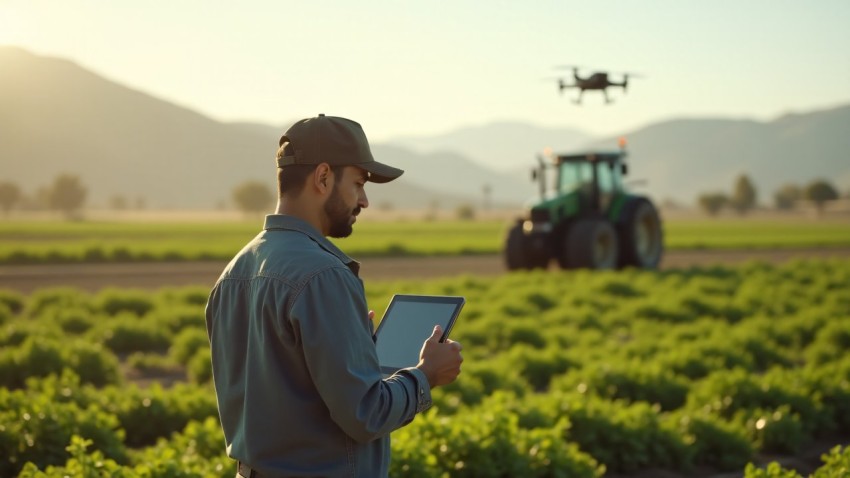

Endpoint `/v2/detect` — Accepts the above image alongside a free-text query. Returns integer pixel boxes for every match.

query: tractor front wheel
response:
[558,218,619,270]
[505,222,549,270]
[505,223,530,270]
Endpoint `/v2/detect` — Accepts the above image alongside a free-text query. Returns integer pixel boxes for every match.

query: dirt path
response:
[1,248,849,293]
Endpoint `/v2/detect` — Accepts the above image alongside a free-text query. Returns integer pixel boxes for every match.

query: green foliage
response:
[169,328,209,365]
[2,261,850,476]
[92,314,170,354]
[96,288,156,316]
[3,218,850,265]
[744,445,850,478]
[0,288,25,314]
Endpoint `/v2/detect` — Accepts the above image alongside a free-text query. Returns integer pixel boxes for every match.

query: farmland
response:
[1,217,849,264]
[2,259,850,477]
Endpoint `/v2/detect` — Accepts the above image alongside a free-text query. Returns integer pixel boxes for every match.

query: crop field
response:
[2,260,850,477]
[1,217,849,264]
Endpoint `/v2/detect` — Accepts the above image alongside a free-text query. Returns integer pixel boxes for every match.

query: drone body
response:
[555,67,639,104]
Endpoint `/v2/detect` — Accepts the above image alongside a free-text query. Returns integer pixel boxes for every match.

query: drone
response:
[552,66,642,104]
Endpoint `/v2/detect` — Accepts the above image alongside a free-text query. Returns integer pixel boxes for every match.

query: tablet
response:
[374,294,465,376]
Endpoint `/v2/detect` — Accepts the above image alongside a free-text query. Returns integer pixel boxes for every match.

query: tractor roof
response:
[555,150,626,164]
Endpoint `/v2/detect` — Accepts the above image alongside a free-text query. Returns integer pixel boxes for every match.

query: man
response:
[205,114,464,478]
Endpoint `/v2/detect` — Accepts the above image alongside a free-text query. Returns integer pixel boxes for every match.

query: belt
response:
[237,462,259,478]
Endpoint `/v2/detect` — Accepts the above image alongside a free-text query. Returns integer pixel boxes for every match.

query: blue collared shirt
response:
[205,215,432,478]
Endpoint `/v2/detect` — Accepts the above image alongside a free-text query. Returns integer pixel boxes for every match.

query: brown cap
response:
[276,114,404,183]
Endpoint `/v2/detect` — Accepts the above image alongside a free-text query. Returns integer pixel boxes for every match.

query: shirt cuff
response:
[400,367,432,413]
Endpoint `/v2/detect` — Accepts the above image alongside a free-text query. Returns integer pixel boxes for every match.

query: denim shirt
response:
[205,215,432,478]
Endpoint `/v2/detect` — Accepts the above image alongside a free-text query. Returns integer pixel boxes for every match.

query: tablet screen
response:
[374,295,464,375]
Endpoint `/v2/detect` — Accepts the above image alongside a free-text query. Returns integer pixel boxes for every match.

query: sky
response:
[2,0,849,141]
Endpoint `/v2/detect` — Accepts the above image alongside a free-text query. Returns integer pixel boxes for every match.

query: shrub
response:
[170,328,209,365]
[187,349,212,384]
[0,390,126,477]
[92,314,170,354]
[95,289,154,316]
[0,288,24,314]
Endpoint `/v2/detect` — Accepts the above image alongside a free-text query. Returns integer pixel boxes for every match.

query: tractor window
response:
[597,162,619,194]
[558,162,594,195]
[597,162,622,211]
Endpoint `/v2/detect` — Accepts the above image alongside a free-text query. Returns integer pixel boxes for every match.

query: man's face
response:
[324,166,369,238]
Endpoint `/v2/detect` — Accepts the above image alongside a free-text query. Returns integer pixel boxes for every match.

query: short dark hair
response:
[276,143,344,197]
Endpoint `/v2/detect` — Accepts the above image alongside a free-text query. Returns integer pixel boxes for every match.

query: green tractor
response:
[504,142,663,270]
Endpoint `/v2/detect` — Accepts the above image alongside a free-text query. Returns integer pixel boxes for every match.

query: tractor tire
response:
[505,223,530,270]
[558,218,619,270]
[617,198,663,269]
[504,223,549,270]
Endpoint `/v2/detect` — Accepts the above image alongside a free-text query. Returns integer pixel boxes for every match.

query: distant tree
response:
[232,180,274,214]
[0,181,22,214]
[47,174,87,218]
[774,183,802,211]
[109,195,128,211]
[804,179,839,215]
[697,192,729,216]
[730,174,757,214]
[456,203,476,221]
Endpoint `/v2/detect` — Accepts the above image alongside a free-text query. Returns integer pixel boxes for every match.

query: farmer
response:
[205,114,463,478]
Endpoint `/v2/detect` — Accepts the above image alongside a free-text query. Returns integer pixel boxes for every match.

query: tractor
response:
[504,140,663,270]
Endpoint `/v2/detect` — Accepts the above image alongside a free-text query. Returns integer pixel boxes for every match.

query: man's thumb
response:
[428,325,443,342]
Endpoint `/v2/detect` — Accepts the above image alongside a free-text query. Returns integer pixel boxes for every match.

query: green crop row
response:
[1,218,849,264]
[2,259,850,476]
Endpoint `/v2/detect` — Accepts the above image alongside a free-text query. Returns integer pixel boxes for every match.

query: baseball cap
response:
[276,114,404,183]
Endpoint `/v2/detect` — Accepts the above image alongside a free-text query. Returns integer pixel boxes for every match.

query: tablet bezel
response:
[374,294,465,376]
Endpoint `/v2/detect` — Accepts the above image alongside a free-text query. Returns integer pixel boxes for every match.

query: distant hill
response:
[585,107,850,203]
[3,47,849,210]
[0,47,495,209]
[388,121,592,172]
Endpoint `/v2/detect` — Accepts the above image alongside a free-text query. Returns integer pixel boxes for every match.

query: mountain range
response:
[2,46,849,211]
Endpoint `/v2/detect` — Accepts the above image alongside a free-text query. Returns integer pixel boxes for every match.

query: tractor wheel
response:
[504,223,549,270]
[505,223,530,270]
[558,218,619,269]
[617,198,663,269]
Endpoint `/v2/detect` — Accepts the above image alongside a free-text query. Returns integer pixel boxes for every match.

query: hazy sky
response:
[2,0,849,141]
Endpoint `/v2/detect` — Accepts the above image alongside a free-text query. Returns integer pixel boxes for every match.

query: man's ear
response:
[313,163,333,194]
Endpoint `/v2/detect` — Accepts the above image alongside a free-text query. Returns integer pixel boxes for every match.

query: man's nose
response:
[359,191,369,209]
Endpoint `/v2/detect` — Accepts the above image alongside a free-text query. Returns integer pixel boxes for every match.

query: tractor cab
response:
[555,151,627,214]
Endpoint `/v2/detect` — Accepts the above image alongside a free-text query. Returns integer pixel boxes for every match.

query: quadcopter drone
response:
[552,66,642,104]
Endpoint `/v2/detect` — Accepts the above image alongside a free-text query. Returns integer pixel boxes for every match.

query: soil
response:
[0,247,848,293]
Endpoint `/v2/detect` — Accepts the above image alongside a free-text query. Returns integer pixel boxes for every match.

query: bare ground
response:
[1,248,849,293]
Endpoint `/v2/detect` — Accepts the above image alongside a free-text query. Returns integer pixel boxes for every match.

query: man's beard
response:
[325,185,360,238]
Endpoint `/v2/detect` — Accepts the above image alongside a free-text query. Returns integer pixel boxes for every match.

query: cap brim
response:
[359,161,404,183]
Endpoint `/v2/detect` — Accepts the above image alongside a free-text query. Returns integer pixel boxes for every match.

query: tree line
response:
[697,175,843,216]
[0,175,277,218]
[0,174,88,218]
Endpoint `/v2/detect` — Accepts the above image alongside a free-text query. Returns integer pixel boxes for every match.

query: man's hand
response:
[416,325,463,388]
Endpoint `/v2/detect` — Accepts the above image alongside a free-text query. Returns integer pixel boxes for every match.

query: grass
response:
[0,216,848,264]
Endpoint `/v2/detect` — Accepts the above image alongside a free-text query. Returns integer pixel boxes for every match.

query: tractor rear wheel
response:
[617,198,663,269]
[558,218,619,269]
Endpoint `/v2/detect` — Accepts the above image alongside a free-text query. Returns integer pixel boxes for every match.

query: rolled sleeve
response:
[290,266,428,443]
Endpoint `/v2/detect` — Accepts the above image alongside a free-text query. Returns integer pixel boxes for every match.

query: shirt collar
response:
[263,214,360,276]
